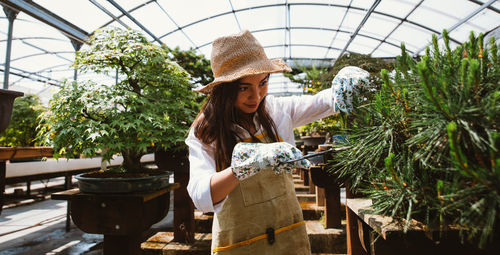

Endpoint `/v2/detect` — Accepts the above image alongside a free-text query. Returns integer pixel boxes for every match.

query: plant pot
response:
[52,183,180,255]
[75,170,171,194]
[0,89,24,133]
[300,135,326,146]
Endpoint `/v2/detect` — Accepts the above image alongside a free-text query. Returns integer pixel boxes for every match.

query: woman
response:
[186,30,368,254]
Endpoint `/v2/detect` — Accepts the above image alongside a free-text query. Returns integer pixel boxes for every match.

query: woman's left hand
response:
[331,66,370,114]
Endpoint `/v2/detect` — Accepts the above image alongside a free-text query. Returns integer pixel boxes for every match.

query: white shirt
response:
[185,89,337,213]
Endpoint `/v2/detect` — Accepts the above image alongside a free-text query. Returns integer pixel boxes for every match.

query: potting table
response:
[52,183,180,255]
[0,146,53,215]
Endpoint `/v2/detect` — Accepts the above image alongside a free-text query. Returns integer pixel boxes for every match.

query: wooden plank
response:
[51,183,180,201]
[51,188,81,200]
[0,147,53,160]
[346,198,426,240]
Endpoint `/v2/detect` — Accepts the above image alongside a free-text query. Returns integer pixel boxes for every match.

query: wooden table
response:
[52,184,180,255]
[0,147,53,215]
[346,198,498,255]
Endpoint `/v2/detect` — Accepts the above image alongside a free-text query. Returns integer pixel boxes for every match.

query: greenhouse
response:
[0,0,499,254]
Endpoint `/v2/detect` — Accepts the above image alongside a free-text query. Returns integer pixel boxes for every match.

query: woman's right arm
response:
[185,128,238,213]
[210,167,239,205]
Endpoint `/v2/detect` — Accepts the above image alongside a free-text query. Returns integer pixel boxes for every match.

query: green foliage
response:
[332,30,500,248]
[39,27,199,172]
[0,94,45,146]
[165,46,213,87]
[284,65,329,94]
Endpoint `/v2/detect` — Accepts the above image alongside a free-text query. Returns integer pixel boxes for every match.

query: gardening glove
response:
[331,66,370,114]
[230,142,311,181]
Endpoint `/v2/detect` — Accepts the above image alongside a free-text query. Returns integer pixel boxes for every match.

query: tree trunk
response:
[122,150,143,172]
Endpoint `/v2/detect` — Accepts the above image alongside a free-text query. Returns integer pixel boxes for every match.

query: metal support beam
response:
[337,0,382,60]
[413,0,497,56]
[2,5,18,89]
[0,0,89,44]
[70,39,82,81]
[106,0,163,44]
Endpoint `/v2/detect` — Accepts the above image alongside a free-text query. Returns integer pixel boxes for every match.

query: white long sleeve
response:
[185,88,337,213]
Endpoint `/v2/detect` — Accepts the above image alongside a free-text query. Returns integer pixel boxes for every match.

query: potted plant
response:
[40,26,199,193]
[333,30,499,253]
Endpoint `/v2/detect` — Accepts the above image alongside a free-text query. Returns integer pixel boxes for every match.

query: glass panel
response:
[374,0,420,19]
[450,23,483,43]
[348,36,380,54]
[130,2,178,36]
[350,0,376,9]
[288,0,350,5]
[235,6,285,32]
[158,0,231,27]
[290,5,345,29]
[253,29,285,48]
[8,40,44,63]
[290,29,335,47]
[162,30,197,51]
[389,22,432,52]
[290,45,329,59]
[371,42,402,58]
[341,9,365,33]
[182,14,240,47]
[91,0,123,17]
[13,14,69,41]
[325,49,341,59]
[464,9,499,32]
[330,31,351,49]
[263,45,286,60]
[33,0,108,32]
[232,0,284,10]
[408,0,477,33]
[360,13,399,40]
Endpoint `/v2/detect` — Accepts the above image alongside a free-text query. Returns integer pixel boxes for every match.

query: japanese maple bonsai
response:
[40,27,199,176]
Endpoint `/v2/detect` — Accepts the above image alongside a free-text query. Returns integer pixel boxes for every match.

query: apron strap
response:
[212,221,305,253]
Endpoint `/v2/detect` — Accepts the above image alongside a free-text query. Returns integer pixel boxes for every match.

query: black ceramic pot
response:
[0,88,24,133]
[75,171,171,193]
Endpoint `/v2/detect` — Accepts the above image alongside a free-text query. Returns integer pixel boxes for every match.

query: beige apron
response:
[211,139,311,254]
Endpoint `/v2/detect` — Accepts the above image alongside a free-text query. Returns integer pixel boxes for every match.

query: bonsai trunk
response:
[122,150,144,172]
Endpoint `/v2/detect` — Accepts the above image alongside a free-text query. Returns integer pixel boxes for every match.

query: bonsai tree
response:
[39,27,199,172]
[0,94,45,147]
[332,30,499,248]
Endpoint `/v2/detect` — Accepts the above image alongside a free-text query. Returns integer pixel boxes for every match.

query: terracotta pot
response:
[0,89,24,133]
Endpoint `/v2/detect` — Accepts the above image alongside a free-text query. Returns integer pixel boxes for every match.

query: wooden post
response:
[155,149,194,243]
[316,187,325,206]
[26,180,31,195]
[345,182,368,255]
[324,175,341,228]
[0,160,5,215]
[307,169,315,194]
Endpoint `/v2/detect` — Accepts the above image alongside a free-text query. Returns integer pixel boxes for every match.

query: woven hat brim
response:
[194,59,292,94]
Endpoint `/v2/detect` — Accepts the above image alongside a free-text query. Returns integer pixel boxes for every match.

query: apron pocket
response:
[239,169,286,207]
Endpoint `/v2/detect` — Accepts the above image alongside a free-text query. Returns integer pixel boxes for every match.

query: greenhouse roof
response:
[0,0,499,103]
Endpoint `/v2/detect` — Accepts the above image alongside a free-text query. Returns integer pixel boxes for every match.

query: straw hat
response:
[194,30,292,94]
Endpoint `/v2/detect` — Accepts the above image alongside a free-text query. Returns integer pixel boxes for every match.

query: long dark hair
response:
[193,81,280,171]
